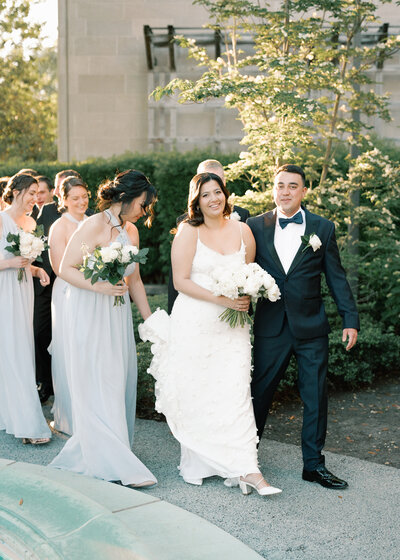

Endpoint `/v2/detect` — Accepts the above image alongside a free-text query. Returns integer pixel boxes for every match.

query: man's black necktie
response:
[279,212,303,229]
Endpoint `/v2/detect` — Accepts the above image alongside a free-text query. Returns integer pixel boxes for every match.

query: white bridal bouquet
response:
[79,241,149,306]
[5,225,48,282]
[210,262,281,328]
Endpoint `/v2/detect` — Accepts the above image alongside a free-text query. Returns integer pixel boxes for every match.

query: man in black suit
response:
[167,159,250,313]
[33,169,82,402]
[31,175,54,220]
[247,164,359,489]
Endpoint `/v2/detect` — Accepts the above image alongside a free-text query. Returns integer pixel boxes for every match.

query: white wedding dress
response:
[50,213,86,435]
[140,228,260,482]
[0,211,51,440]
[50,210,156,485]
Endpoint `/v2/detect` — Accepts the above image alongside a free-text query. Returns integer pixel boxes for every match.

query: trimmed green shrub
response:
[278,322,400,392]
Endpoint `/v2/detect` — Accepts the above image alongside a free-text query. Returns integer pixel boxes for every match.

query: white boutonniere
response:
[301,233,322,253]
[230,211,241,221]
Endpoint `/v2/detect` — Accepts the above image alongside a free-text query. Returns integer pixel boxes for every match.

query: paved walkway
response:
[1,414,399,559]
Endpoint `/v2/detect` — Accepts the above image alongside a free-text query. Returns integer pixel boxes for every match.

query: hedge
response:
[0,150,249,282]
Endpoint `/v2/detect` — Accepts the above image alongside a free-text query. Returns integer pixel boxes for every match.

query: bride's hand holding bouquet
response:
[211,261,281,328]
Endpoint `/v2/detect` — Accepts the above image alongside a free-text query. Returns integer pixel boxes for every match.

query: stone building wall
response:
[58,0,400,161]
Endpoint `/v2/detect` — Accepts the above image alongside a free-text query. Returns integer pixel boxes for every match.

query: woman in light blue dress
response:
[48,176,89,435]
[0,174,51,444]
[50,170,157,488]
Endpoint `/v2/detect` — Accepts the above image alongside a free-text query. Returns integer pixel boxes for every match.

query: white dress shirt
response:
[274,208,306,274]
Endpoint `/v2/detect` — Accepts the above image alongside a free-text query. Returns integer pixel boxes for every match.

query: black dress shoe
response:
[302,466,348,489]
[38,384,53,404]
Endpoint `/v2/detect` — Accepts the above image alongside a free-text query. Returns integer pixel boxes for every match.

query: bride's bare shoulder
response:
[175,221,197,239]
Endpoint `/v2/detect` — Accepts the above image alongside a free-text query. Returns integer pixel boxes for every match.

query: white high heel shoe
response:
[239,477,282,496]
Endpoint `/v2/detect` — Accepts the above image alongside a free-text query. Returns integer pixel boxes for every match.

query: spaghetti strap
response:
[239,222,243,243]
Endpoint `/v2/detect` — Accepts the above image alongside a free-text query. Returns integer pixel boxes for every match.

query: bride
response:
[140,172,281,496]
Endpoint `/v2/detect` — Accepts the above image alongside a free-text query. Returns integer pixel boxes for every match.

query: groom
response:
[247,164,359,489]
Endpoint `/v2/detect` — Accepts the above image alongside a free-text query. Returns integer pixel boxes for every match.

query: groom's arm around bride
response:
[247,163,359,490]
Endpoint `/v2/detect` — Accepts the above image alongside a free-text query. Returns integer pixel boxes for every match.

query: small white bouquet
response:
[210,262,281,328]
[79,241,149,306]
[5,225,48,282]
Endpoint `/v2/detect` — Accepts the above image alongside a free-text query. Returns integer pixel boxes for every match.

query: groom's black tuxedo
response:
[250,207,360,339]
[247,206,359,470]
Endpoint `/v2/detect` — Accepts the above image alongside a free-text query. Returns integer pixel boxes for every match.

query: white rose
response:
[128,245,139,256]
[262,273,275,291]
[19,232,34,256]
[100,247,118,263]
[230,211,240,221]
[244,277,263,298]
[110,241,122,250]
[309,234,322,252]
[120,246,132,263]
[32,237,44,252]
[267,283,281,302]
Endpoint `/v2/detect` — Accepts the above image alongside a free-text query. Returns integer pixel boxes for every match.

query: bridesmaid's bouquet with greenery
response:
[79,241,149,306]
[5,225,48,282]
[210,262,281,328]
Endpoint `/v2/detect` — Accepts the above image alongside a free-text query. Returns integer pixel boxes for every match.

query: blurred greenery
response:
[0,1,57,161]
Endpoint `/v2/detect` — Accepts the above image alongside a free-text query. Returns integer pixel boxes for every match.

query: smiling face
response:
[198,179,227,219]
[123,191,148,223]
[273,171,307,217]
[17,183,38,213]
[63,186,89,218]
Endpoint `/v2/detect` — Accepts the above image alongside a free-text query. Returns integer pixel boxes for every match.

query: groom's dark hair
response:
[275,164,306,186]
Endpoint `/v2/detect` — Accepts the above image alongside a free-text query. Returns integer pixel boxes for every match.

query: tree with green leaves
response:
[0,0,57,161]
[152,0,400,189]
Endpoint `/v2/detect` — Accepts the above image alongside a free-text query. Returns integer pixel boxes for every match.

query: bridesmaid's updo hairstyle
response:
[2,173,38,205]
[97,169,157,227]
[185,172,231,226]
[58,176,89,213]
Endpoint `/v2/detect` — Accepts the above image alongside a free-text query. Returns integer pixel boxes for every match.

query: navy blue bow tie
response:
[279,212,303,229]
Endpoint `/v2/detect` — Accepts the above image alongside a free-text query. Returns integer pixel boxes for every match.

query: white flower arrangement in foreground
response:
[79,241,148,306]
[5,225,48,281]
[210,261,281,328]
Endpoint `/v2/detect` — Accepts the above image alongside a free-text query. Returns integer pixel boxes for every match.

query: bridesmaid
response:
[0,174,51,444]
[48,176,90,435]
[0,177,10,210]
[50,170,157,488]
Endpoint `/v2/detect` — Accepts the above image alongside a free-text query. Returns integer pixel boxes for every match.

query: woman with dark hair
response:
[48,176,90,435]
[0,174,51,444]
[0,177,10,211]
[140,173,281,496]
[50,170,157,488]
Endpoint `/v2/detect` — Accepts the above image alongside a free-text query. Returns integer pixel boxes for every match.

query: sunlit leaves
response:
[0,1,57,161]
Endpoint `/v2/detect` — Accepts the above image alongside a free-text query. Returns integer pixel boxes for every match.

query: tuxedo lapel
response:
[287,208,320,276]
[262,211,286,276]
